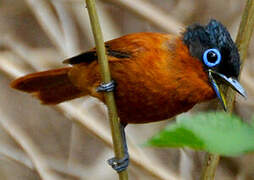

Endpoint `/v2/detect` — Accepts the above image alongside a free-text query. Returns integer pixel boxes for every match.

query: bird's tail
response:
[10,67,85,104]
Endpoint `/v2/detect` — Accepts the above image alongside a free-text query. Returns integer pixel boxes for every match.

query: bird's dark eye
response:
[203,48,221,68]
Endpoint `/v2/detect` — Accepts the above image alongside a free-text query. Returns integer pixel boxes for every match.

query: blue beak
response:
[208,69,247,111]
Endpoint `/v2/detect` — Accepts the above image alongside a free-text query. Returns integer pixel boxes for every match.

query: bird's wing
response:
[62,32,168,65]
[62,47,131,65]
[62,39,134,65]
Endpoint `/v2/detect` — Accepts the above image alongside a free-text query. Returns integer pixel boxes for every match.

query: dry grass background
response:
[0,0,253,179]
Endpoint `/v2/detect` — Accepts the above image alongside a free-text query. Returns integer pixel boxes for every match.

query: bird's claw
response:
[107,154,129,172]
[96,80,116,92]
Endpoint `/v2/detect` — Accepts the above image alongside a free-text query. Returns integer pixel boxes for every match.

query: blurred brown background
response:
[0,0,253,179]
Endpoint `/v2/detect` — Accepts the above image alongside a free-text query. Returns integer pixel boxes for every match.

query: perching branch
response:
[85,0,128,179]
[201,0,254,179]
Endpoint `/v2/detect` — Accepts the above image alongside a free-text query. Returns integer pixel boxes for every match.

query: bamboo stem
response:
[235,0,254,68]
[201,0,254,179]
[201,154,220,180]
[85,0,128,179]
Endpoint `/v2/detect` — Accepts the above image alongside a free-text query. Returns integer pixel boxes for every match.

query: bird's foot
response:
[107,154,129,172]
[96,80,116,92]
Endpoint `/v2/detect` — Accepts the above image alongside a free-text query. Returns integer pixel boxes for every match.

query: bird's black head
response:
[183,19,240,78]
[183,19,246,110]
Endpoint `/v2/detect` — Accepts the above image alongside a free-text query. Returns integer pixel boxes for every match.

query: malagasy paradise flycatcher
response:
[11,20,247,172]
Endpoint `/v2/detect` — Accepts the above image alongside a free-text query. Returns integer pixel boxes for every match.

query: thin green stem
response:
[85,0,128,179]
[201,0,254,179]
[201,154,220,180]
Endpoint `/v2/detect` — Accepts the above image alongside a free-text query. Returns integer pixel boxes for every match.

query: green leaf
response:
[146,112,254,156]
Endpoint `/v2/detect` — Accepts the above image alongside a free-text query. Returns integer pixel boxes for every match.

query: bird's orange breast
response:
[68,33,215,124]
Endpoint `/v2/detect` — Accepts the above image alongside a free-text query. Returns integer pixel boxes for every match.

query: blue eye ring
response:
[203,48,221,68]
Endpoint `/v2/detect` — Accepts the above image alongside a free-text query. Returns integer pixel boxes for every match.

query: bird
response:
[10,19,246,172]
